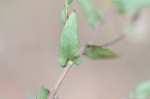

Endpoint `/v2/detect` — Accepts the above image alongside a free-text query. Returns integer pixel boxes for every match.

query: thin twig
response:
[77,6,116,56]
[101,11,141,47]
[49,62,73,99]
[101,33,125,47]
[86,6,116,44]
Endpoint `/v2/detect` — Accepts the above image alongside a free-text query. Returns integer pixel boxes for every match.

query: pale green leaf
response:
[36,87,50,99]
[73,56,82,65]
[62,0,74,25]
[78,0,101,28]
[61,6,66,24]
[83,45,118,60]
[65,0,74,16]
[59,11,79,68]
[129,81,150,99]
[68,0,74,5]
[65,0,73,9]
[113,0,150,13]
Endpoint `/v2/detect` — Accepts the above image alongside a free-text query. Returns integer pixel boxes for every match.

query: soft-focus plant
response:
[32,0,150,99]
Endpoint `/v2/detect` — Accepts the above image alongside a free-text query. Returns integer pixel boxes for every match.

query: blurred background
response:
[0,0,150,99]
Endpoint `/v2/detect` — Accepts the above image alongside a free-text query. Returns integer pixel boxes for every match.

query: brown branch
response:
[49,62,73,99]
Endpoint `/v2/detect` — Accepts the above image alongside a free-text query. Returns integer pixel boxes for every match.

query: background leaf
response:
[78,0,101,28]
[61,6,66,24]
[61,0,74,24]
[129,81,150,99]
[65,0,74,10]
[68,0,74,5]
[59,11,79,67]
[36,87,50,99]
[113,0,150,13]
[83,45,118,60]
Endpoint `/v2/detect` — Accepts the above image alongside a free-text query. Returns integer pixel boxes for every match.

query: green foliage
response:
[113,0,150,13]
[73,56,82,65]
[36,87,50,99]
[78,0,101,28]
[65,0,74,11]
[61,0,74,24]
[83,45,118,60]
[68,0,74,5]
[129,81,150,99]
[59,11,79,67]
[61,6,66,24]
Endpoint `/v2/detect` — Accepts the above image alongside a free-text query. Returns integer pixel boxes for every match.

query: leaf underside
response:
[83,45,118,60]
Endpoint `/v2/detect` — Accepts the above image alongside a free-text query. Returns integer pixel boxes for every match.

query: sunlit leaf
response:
[129,80,150,99]
[59,11,79,67]
[36,87,50,99]
[113,0,150,13]
[78,0,101,28]
[83,45,118,60]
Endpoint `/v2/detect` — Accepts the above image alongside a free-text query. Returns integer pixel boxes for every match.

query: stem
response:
[49,62,73,99]
[85,6,116,44]
[77,6,116,56]
[101,34,125,47]
[101,11,140,47]
[65,0,69,20]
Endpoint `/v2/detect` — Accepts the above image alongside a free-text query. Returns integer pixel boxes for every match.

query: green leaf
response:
[68,0,74,5]
[61,6,66,24]
[59,11,79,68]
[61,0,74,25]
[83,45,118,60]
[78,0,101,28]
[65,0,74,16]
[36,87,50,99]
[73,56,82,65]
[113,0,150,13]
[129,81,150,99]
